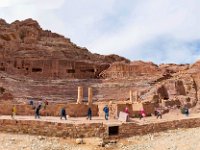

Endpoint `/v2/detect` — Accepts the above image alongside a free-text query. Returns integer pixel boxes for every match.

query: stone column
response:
[129,90,133,103]
[134,91,138,102]
[77,86,83,104]
[88,87,93,105]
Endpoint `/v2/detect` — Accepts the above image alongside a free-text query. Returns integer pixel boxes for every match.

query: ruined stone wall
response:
[1,116,200,138]
[161,99,181,107]
[119,118,200,138]
[116,104,133,117]
[0,104,99,117]
[98,103,155,119]
[142,102,155,115]
[0,119,106,138]
[116,103,155,117]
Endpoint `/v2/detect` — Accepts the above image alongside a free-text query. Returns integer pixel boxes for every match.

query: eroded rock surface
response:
[0,18,200,109]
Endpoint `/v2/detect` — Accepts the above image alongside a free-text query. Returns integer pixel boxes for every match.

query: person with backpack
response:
[87,107,92,120]
[35,103,42,119]
[60,107,67,120]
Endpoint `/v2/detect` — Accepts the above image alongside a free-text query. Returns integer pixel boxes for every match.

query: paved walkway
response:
[0,115,122,125]
[1,112,200,125]
[131,112,200,125]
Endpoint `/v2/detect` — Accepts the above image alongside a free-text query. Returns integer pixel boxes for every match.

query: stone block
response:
[118,111,128,122]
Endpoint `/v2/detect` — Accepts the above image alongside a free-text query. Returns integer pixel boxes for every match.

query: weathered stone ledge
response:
[0,116,200,139]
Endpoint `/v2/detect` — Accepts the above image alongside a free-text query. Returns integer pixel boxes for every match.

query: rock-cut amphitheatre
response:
[1,18,200,148]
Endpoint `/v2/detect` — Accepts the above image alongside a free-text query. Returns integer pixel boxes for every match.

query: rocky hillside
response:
[0,18,129,80]
[0,18,200,110]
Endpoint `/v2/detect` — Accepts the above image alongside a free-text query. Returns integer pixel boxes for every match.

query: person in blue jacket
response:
[103,105,109,120]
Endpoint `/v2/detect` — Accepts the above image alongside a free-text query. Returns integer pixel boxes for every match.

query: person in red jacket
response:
[139,109,146,120]
[125,106,129,113]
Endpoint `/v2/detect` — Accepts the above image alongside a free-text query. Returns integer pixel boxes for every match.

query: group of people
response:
[87,105,109,120]
[28,100,48,119]
[59,105,110,121]
[10,99,190,121]
[28,100,111,121]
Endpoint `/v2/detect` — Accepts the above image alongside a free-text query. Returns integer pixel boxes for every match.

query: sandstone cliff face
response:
[100,61,161,78]
[0,18,200,110]
[0,18,129,80]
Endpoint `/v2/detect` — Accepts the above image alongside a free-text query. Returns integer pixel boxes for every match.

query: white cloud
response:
[0,0,65,9]
[0,0,200,64]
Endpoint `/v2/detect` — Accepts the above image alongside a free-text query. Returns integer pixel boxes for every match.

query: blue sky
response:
[1,0,200,64]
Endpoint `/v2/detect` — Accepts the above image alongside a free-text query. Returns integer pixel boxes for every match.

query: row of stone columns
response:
[77,86,93,105]
[77,87,137,104]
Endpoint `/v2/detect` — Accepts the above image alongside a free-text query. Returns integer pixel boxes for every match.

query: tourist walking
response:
[124,106,129,114]
[124,106,130,121]
[87,107,92,120]
[11,105,16,119]
[60,107,67,120]
[139,108,146,120]
[155,108,162,119]
[184,106,189,116]
[35,104,42,119]
[103,105,109,120]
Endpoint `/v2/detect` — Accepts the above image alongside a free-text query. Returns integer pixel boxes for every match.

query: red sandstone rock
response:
[0,18,129,80]
[0,18,200,110]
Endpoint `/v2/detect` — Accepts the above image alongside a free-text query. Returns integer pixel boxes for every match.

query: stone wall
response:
[116,102,155,117]
[1,117,200,139]
[0,119,106,138]
[0,103,99,117]
[118,118,200,138]
[116,104,133,116]
[98,102,155,119]
[161,99,181,107]
[142,102,155,115]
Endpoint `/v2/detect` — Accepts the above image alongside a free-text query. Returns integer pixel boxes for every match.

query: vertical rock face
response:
[0,18,200,109]
[100,61,161,78]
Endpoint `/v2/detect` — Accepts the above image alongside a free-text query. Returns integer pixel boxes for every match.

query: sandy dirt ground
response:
[1,127,200,150]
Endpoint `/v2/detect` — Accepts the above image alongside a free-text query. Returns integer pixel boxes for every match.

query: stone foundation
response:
[119,118,200,138]
[0,103,99,117]
[0,117,200,139]
[0,119,106,138]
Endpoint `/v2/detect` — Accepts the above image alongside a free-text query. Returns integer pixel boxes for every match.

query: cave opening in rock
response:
[32,68,42,72]
[67,69,75,73]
